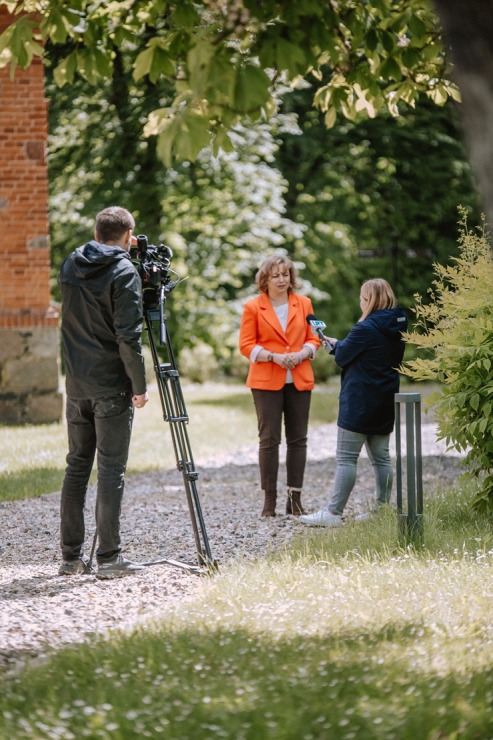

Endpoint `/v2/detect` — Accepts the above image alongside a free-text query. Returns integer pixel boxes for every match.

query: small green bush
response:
[178,342,221,382]
[402,209,493,512]
[312,346,340,383]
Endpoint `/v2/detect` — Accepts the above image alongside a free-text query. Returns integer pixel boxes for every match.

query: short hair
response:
[95,206,135,244]
[360,278,396,319]
[255,255,299,294]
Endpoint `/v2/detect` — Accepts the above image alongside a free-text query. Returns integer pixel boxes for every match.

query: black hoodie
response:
[59,240,147,400]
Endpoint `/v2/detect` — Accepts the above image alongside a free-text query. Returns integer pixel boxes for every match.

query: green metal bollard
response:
[395,392,424,545]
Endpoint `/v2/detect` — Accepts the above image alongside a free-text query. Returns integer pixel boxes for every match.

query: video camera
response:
[130,234,178,310]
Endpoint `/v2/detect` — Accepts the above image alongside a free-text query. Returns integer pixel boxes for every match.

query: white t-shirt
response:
[273,303,293,383]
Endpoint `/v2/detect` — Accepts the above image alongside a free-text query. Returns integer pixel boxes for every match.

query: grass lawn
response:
[3,380,489,739]
[0,487,492,738]
[0,381,340,502]
[0,378,438,503]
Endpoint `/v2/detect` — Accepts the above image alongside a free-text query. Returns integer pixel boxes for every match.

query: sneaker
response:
[354,503,385,522]
[354,511,373,522]
[58,554,93,576]
[96,554,145,580]
[299,510,343,527]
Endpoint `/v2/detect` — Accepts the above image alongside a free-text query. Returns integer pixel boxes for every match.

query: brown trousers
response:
[251,384,311,492]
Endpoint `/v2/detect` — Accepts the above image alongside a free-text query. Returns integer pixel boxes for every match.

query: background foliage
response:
[46,46,481,371]
[1,0,482,376]
[402,211,493,512]
[1,0,461,162]
[277,85,481,336]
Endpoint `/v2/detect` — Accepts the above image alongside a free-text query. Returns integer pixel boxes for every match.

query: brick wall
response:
[0,7,62,423]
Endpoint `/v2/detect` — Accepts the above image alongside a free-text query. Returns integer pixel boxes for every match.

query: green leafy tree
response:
[276,89,481,332]
[0,0,458,164]
[46,45,175,278]
[46,45,480,358]
[157,118,310,367]
[22,3,482,378]
[46,50,310,366]
[401,210,493,513]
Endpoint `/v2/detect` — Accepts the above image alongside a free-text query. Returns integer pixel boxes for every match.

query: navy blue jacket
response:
[59,240,147,400]
[333,307,407,435]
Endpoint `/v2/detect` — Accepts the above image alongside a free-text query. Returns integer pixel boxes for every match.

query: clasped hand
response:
[278,352,300,369]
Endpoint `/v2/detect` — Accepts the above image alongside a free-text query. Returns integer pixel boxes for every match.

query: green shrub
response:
[178,342,221,382]
[312,346,340,383]
[402,209,493,512]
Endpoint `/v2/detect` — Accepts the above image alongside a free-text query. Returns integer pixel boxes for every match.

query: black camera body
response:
[130,234,175,310]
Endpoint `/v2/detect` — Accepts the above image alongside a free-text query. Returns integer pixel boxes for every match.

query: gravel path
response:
[0,422,464,677]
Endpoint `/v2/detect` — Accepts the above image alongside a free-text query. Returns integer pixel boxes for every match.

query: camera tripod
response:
[139,289,217,575]
[87,282,217,577]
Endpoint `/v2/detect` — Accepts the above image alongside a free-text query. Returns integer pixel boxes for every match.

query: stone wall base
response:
[0,327,62,424]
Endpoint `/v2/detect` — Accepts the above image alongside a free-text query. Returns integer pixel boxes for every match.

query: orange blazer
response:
[239,292,320,391]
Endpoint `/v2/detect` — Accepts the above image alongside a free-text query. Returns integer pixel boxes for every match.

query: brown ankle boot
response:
[286,488,305,516]
[261,490,277,517]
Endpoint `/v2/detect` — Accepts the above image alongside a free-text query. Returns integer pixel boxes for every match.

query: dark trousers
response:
[60,393,134,561]
[252,385,311,492]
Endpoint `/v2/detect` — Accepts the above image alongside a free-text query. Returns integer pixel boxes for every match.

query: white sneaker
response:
[299,510,343,527]
[354,511,373,522]
[354,503,386,522]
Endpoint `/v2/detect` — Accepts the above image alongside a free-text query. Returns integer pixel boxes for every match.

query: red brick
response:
[0,9,52,329]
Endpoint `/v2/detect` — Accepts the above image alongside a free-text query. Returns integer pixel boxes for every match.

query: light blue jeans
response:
[328,427,393,516]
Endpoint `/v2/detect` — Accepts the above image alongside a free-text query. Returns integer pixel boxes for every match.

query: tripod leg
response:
[145,309,216,572]
[161,369,215,567]
[87,529,98,573]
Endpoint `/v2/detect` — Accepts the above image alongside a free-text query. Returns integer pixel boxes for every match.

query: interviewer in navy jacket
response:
[300,278,407,527]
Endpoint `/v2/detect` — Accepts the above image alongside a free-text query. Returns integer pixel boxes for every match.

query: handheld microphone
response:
[306,314,335,351]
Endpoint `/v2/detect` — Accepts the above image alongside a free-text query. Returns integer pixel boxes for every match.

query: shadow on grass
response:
[0,468,64,502]
[0,625,491,739]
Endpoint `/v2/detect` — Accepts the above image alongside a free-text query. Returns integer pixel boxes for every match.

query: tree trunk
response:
[433,0,493,237]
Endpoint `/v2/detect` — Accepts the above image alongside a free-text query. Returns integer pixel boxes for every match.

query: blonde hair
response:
[255,255,299,294]
[360,278,396,320]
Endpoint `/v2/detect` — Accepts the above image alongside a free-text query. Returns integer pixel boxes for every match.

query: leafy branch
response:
[402,209,493,513]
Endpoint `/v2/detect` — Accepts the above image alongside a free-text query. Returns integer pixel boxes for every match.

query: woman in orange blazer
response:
[239,255,319,517]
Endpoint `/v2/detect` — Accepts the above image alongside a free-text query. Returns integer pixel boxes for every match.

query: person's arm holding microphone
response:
[306,313,337,352]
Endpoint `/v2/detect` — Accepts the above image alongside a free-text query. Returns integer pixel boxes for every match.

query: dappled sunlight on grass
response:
[286,487,493,563]
[169,551,493,676]
[0,618,491,738]
[0,423,68,499]
[1,477,491,738]
[0,423,67,474]
[0,383,265,495]
[128,383,260,472]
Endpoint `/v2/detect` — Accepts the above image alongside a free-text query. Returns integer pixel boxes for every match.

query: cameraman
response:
[58,206,148,579]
